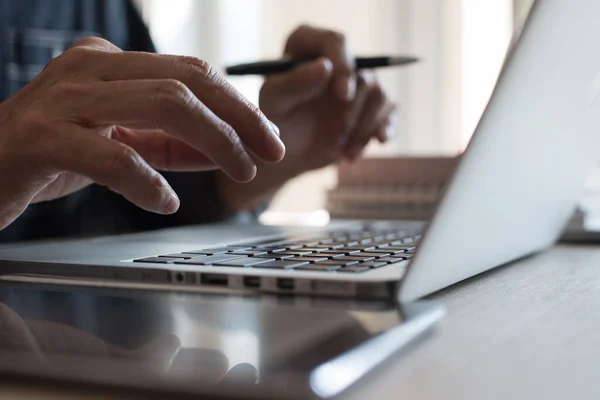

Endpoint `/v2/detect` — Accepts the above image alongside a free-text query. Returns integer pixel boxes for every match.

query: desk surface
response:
[2,244,600,400]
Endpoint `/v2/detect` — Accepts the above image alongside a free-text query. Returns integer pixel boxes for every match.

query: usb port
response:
[200,274,228,286]
[243,276,261,288]
[277,278,295,290]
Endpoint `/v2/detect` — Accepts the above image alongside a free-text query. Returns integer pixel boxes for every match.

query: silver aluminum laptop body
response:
[1,0,599,303]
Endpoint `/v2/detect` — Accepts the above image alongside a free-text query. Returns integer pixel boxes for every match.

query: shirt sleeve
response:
[123,0,156,52]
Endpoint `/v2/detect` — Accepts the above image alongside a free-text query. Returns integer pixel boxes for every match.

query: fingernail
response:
[163,189,180,214]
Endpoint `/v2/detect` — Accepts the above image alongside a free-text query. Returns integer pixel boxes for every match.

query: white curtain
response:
[139,0,513,213]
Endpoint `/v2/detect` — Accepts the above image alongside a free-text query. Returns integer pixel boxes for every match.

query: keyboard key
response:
[183,247,248,255]
[358,252,391,258]
[237,239,295,248]
[300,247,330,253]
[258,247,287,253]
[370,248,406,255]
[279,251,314,256]
[390,254,413,259]
[254,253,295,260]
[291,256,329,263]
[295,264,342,272]
[317,252,346,259]
[336,256,376,263]
[361,261,388,269]
[385,245,417,252]
[253,260,310,270]
[333,248,361,255]
[158,253,195,259]
[378,257,407,264]
[214,257,275,267]
[134,257,181,264]
[230,250,268,256]
[338,265,370,273]
[314,260,359,267]
[174,254,247,265]
[340,245,376,251]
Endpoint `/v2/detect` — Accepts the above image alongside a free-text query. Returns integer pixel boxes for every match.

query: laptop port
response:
[277,278,295,290]
[174,272,185,283]
[200,274,228,287]
[243,276,261,288]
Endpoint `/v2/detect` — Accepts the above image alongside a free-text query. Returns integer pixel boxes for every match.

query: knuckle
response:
[212,120,246,158]
[105,146,141,173]
[243,102,271,136]
[60,45,96,64]
[295,24,312,34]
[148,172,168,192]
[71,36,114,48]
[216,120,241,147]
[179,56,220,83]
[153,79,195,112]
[155,79,191,101]
[288,24,312,41]
[370,82,385,103]
[325,30,348,47]
[49,45,98,74]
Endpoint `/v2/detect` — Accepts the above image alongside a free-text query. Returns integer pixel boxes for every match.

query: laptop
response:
[0,1,598,398]
[1,0,600,306]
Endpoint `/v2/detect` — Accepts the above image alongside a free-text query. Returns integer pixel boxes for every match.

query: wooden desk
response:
[2,244,600,399]
[347,244,600,400]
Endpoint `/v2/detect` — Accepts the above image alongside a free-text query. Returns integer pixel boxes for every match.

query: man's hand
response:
[217,25,396,211]
[0,37,285,230]
[260,25,397,169]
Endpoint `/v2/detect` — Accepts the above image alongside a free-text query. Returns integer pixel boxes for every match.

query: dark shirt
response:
[0,0,233,243]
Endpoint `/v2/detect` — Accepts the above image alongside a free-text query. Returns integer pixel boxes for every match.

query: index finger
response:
[284,24,356,101]
[58,44,285,165]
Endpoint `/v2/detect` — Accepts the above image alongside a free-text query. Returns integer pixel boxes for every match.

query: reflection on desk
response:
[0,282,408,399]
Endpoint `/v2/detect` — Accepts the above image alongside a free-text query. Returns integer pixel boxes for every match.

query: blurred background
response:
[134,0,534,222]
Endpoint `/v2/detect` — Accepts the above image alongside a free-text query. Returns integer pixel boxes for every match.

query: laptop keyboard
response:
[132,228,420,273]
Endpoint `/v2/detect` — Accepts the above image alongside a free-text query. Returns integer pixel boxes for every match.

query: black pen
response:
[225,55,419,76]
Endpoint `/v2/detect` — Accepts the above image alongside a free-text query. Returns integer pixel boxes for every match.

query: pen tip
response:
[389,56,420,64]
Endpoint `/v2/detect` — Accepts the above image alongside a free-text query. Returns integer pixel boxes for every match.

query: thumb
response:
[260,57,333,114]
